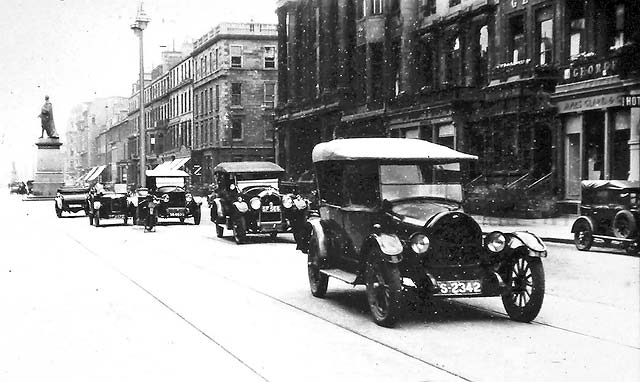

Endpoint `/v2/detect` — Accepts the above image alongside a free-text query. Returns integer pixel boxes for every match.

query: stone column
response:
[32,138,64,198]
[629,107,640,181]
[399,0,418,94]
[287,6,298,102]
[277,7,288,105]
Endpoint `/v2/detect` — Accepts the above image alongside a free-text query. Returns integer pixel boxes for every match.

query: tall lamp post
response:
[131,3,150,187]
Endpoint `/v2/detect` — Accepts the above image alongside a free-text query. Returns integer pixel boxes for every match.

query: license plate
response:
[112,214,125,219]
[435,280,482,295]
[262,205,281,212]
[169,211,185,217]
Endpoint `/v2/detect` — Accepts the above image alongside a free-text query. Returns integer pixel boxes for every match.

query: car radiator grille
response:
[260,194,282,223]
[168,193,186,206]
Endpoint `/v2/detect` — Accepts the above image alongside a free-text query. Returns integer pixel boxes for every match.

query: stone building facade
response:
[275,0,640,216]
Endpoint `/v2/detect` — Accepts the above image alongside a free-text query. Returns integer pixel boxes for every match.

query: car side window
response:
[343,162,379,206]
[317,162,344,206]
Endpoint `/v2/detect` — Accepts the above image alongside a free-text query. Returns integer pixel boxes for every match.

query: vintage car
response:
[8,181,27,195]
[209,161,308,244]
[128,169,202,225]
[87,184,130,227]
[55,185,89,217]
[297,138,548,327]
[571,180,639,255]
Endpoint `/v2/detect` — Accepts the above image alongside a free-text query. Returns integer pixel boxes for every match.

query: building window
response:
[356,0,365,19]
[449,0,461,7]
[214,47,219,70]
[264,119,274,141]
[264,46,276,69]
[568,1,585,58]
[477,25,489,85]
[446,35,461,84]
[509,15,526,62]
[215,85,220,112]
[264,82,275,108]
[371,43,384,100]
[372,0,383,15]
[609,4,626,49]
[231,83,242,106]
[231,119,242,140]
[537,9,553,65]
[422,0,436,16]
[230,45,243,68]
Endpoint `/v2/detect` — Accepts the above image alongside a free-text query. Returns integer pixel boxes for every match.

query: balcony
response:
[193,22,277,50]
[491,59,559,82]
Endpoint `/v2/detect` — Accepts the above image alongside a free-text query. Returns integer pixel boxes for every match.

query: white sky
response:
[0,0,277,182]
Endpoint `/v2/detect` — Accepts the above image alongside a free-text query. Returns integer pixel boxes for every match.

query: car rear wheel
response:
[613,210,637,239]
[573,221,593,251]
[307,231,328,298]
[55,203,62,218]
[233,216,247,244]
[502,256,545,323]
[365,250,403,327]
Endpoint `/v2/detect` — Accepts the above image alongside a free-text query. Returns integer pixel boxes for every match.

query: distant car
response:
[55,185,89,217]
[128,169,202,225]
[87,184,130,227]
[209,161,308,244]
[297,138,548,327]
[8,181,27,195]
[572,180,639,255]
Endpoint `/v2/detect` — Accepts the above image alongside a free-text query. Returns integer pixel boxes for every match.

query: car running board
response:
[320,269,358,284]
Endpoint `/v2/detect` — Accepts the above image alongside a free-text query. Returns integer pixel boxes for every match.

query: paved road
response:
[1,194,638,382]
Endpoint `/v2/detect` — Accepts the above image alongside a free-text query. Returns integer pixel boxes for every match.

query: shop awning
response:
[168,157,190,171]
[78,167,98,183]
[153,161,173,171]
[86,165,106,182]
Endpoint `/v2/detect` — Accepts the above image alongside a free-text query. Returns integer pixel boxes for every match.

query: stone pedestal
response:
[32,138,64,197]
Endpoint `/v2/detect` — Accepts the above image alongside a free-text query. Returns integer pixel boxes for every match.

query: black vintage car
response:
[129,169,202,225]
[297,138,548,327]
[87,184,129,227]
[571,180,639,255]
[209,161,308,244]
[55,185,89,217]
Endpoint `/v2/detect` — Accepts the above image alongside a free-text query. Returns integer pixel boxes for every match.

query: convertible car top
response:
[581,180,640,191]
[213,161,285,174]
[312,138,478,163]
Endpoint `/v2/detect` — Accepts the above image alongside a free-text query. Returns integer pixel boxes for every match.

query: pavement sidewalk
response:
[471,214,576,245]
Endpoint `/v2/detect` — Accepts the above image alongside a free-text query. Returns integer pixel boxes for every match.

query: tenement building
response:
[275,0,640,216]
[191,22,278,186]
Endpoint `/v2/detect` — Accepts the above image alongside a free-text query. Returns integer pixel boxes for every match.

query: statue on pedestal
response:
[38,95,59,139]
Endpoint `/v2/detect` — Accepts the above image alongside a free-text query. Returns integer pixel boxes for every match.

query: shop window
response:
[230,45,243,68]
[264,46,276,69]
[568,1,585,58]
[438,125,455,149]
[537,9,553,65]
[231,119,242,140]
[264,82,275,108]
[231,83,242,106]
[446,35,461,84]
[584,111,605,180]
[509,15,526,62]
[613,111,630,180]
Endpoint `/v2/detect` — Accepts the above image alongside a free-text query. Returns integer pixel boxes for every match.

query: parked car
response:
[87,184,129,227]
[55,185,89,217]
[128,169,201,225]
[8,181,27,195]
[571,180,639,255]
[296,138,548,327]
[209,161,308,244]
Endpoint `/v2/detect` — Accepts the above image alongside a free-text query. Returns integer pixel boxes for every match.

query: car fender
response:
[55,196,63,209]
[305,218,329,261]
[363,233,404,263]
[213,198,225,218]
[571,216,595,234]
[507,231,547,258]
[233,201,249,213]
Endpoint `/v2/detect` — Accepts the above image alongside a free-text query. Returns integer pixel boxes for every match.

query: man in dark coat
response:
[38,95,58,138]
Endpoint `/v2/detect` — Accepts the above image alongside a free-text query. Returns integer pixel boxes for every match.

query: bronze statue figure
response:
[38,95,59,139]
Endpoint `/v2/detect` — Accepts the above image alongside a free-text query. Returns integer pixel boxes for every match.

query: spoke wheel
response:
[573,221,593,251]
[307,231,328,298]
[233,216,247,244]
[365,251,403,327]
[502,256,545,323]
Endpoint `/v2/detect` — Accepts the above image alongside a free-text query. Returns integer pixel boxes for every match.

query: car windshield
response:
[234,172,281,191]
[155,177,185,188]
[380,163,463,202]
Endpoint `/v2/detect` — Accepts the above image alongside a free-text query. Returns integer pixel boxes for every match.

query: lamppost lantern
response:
[131,1,150,188]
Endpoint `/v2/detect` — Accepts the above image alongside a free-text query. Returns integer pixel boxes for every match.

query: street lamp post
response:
[131,3,150,188]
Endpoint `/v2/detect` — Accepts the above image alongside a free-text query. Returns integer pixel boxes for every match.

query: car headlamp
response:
[485,231,506,253]
[93,201,101,210]
[293,197,307,210]
[409,233,430,254]
[250,197,261,210]
[162,194,170,203]
[185,193,193,202]
[282,195,293,209]
[230,184,236,190]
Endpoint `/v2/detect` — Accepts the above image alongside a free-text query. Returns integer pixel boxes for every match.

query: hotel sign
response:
[622,95,640,107]
[562,58,619,83]
[557,94,623,113]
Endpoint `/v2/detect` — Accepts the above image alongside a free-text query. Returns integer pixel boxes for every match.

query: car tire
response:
[365,250,403,328]
[194,208,201,225]
[55,203,62,218]
[123,215,128,225]
[269,232,278,240]
[216,224,224,238]
[88,213,94,226]
[613,210,637,239]
[94,211,100,227]
[307,230,328,298]
[502,255,545,323]
[179,217,186,223]
[145,213,156,231]
[625,243,639,256]
[573,221,593,251]
[233,216,247,244]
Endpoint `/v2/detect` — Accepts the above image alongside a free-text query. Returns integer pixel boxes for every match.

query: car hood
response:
[157,186,185,194]
[389,199,461,227]
[99,193,127,200]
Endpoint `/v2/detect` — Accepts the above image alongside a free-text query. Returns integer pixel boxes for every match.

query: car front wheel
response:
[365,250,403,327]
[233,216,247,244]
[573,221,593,251]
[307,231,328,298]
[502,256,545,323]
